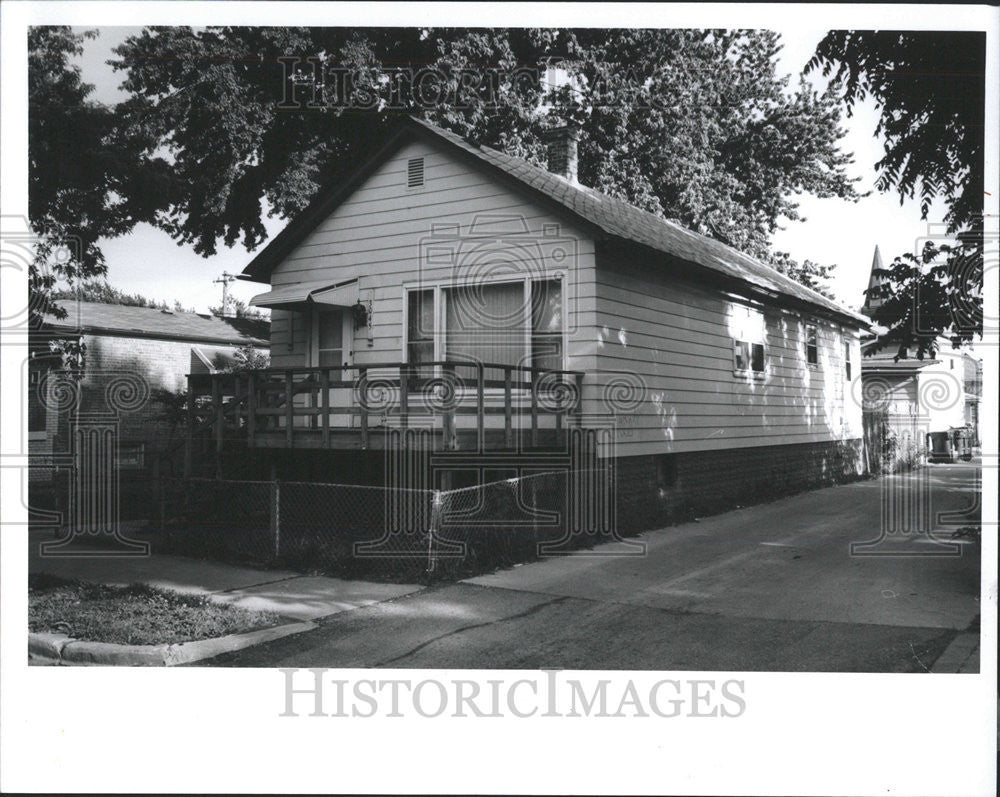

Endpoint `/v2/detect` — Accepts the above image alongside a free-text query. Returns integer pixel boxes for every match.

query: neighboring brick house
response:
[29,302,269,497]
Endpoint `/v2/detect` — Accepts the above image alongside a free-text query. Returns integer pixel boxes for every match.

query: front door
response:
[312,307,354,428]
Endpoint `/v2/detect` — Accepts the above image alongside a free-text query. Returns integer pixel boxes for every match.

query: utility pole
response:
[213,272,237,317]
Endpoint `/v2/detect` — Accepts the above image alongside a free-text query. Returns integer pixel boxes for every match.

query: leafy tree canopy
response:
[109,27,860,284]
[29,27,168,324]
[52,280,178,310]
[807,30,985,357]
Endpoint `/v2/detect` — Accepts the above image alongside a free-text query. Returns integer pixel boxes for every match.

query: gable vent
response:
[407,157,424,188]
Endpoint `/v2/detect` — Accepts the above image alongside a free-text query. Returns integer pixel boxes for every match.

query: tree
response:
[110,27,858,281]
[208,297,269,320]
[51,280,175,309]
[226,344,270,372]
[767,252,836,299]
[28,27,169,364]
[807,31,985,357]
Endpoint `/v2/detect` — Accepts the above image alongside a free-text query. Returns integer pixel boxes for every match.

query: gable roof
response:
[243,116,869,328]
[43,301,270,346]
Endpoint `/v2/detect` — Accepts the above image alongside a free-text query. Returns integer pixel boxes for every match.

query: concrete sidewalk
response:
[28,531,423,621]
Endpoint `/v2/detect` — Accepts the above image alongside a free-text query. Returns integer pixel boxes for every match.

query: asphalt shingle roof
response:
[44,301,269,346]
[244,116,867,327]
[409,118,868,326]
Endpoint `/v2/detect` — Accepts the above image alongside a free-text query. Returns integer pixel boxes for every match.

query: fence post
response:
[184,387,195,477]
[270,464,281,561]
[427,489,443,573]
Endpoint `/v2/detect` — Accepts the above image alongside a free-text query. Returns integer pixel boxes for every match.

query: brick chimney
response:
[543,124,580,183]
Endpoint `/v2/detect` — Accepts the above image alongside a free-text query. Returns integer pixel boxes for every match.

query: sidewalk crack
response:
[374,595,569,666]
[212,574,303,594]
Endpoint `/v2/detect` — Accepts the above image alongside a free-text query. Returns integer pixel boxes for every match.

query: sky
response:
[74,26,950,314]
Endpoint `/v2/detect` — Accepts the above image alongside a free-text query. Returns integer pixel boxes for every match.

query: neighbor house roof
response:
[861,359,941,373]
[243,116,869,328]
[43,301,270,346]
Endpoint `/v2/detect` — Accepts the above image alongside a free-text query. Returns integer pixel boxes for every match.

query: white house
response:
[860,245,982,462]
[191,117,871,527]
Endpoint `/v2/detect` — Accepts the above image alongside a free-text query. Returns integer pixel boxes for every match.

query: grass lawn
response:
[29,573,281,646]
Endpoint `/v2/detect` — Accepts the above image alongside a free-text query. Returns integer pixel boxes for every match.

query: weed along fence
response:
[153,469,619,581]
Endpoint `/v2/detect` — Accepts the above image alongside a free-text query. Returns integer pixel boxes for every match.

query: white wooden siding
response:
[262,136,864,455]
[586,253,863,457]
[267,139,597,377]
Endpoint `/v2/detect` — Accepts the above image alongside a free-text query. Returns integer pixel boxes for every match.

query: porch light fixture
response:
[352,298,370,330]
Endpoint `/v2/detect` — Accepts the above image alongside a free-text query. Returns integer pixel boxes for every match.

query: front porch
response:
[184,361,586,473]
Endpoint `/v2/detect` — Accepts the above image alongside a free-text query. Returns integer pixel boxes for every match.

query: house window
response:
[844,339,852,381]
[407,157,424,188]
[407,277,564,378]
[732,304,765,376]
[316,308,344,366]
[531,278,563,372]
[733,340,750,372]
[407,289,435,379]
[806,324,818,366]
[733,341,765,374]
[445,281,526,375]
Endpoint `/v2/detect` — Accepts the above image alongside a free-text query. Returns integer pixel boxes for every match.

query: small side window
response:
[844,340,851,381]
[806,324,818,366]
[734,340,764,374]
[733,340,750,372]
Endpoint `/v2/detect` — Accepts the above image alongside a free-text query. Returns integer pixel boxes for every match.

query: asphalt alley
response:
[203,462,981,671]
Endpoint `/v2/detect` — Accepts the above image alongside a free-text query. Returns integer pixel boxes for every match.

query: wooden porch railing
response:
[185,361,585,465]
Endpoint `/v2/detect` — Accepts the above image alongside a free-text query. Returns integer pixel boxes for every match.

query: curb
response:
[29,620,316,666]
[930,632,980,674]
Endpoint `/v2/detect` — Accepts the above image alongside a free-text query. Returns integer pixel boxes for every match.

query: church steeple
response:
[861,245,886,318]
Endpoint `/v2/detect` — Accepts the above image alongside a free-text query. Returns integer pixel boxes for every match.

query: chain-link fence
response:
[151,468,621,581]
[30,473,162,532]
[429,468,621,579]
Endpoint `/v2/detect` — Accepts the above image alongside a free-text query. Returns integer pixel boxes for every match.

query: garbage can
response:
[953,428,973,461]
[926,431,954,463]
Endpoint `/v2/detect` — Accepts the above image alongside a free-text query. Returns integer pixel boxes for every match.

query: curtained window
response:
[408,278,564,382]
[445,281,526,376]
